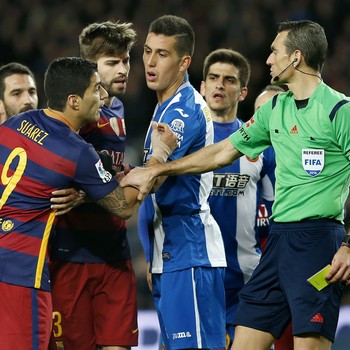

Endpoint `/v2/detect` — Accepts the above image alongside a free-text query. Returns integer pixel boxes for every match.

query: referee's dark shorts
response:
[233,219,344,342]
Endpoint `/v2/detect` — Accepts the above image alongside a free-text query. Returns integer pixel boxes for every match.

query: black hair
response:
[148,15,195,57]
[44,57,97,111]
[0,62,35,99]
[278,20,328,72]
[203,48,251,87]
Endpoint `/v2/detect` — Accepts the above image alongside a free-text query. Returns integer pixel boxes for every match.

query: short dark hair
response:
[79,21,137,61]
[44,57,97,111]
[148,15,195,57]
[277,20,328,72]
[0,62,35,99]
[202,49,251,87]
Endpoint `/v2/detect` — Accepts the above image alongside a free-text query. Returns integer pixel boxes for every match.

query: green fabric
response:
[229,82,350,222]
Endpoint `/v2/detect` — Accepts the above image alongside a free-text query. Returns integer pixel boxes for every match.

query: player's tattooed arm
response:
[97,185,140,219]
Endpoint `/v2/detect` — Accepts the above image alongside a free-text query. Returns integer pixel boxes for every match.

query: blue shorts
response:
[233,219,344,342]
[152,267,226,349]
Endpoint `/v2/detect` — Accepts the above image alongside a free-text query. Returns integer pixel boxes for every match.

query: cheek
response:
[163,67,178,82]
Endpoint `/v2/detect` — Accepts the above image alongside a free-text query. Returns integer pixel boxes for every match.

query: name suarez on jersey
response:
[17,120,49,145]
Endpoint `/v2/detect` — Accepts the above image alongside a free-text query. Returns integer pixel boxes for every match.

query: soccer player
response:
[0,56,176,350]
[139,15,226,350]
[0,63,85,212]
[200,49,276,349]
[48,21,140,350]
[0,62,38,121]
[121,20,350,350]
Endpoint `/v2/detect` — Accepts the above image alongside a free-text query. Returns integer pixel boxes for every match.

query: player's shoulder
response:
[316,83,350,120]
[101,97,124,119]
[172,87,207,118]
[4,108,41,125]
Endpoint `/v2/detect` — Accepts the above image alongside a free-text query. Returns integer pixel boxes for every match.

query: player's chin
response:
[94,110,101,120]
[111,86,126,96]
[146,79,157,89]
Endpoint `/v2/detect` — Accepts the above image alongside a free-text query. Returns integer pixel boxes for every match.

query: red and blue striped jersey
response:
[50,98,131,263]
[0,109,118,291]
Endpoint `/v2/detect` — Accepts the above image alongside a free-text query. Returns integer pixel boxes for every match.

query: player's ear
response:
[200,81,205,97]
[239,87,248,102]
[179,55,191,72]
[68,95,80,110]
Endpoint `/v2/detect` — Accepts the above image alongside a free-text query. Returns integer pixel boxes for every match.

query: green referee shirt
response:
[230,82,350,222]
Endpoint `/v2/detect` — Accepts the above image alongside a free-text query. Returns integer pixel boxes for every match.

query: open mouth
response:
[213,93,224,100]
[147,71,156,81]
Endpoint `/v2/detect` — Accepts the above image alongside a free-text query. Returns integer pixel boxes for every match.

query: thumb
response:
[151,121,158,131]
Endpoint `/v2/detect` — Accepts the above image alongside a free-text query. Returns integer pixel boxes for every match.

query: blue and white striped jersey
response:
[210,119,275,286]
[143,77,226,273]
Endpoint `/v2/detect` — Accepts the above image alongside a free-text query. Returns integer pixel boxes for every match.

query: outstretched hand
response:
[116,163,133,182]
[120,122,177,201]
[120,167,157,201]
[51,188,86,216]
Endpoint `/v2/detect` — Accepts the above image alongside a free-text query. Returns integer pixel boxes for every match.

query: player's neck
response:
[287,73,322,100]
[210,105,238,124]
[45,108,78,132]
[104,96,116,108]
[157,74,186,105]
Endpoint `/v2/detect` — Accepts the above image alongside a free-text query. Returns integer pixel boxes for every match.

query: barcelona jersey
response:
[50,98,131,263]
[0,109,118,291]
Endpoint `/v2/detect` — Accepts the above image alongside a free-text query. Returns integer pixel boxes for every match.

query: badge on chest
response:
[302,149,324,177]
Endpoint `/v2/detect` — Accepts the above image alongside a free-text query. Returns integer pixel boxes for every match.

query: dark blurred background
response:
[1,1,349,346]
[2,0,350,153]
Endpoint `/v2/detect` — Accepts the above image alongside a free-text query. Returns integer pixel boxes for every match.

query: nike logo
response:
[97,121,109,128]
[132,328,138,334]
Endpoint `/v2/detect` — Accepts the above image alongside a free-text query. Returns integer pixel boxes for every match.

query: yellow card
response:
[307,264,331,291]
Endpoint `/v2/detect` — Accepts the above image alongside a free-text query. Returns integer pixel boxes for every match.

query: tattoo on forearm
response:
[97,186,129,215]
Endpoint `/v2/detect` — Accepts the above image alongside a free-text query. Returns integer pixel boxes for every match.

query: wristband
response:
[152,141,172,163]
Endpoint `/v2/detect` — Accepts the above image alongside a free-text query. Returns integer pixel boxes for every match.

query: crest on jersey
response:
[302,149,324,177]
[2,219,14,232]
[170,119,185,134]
[109,117,126,136]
